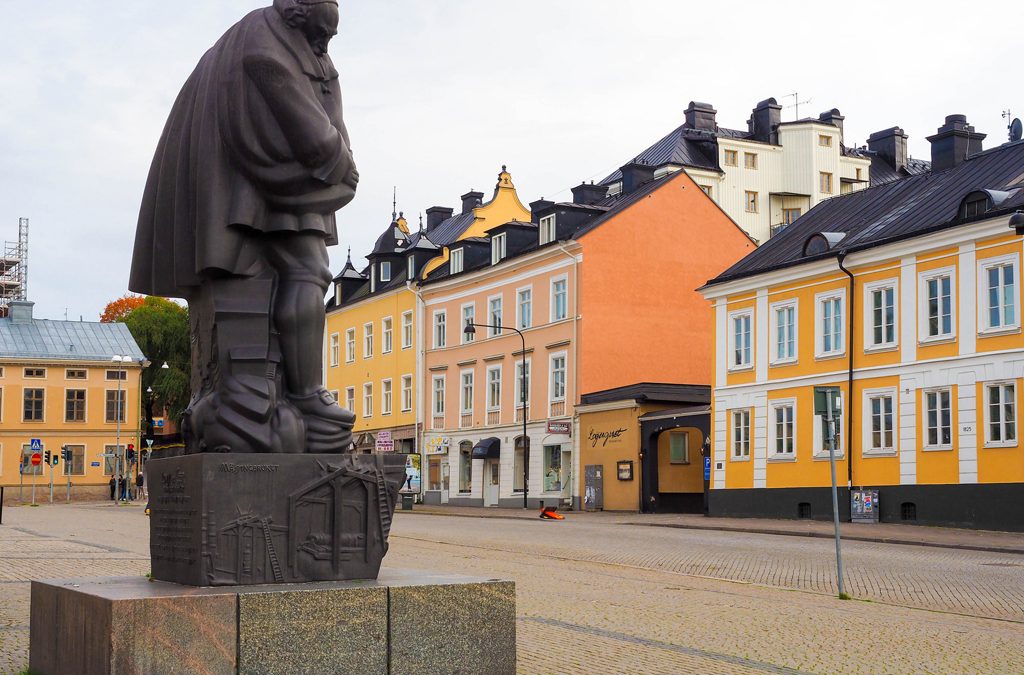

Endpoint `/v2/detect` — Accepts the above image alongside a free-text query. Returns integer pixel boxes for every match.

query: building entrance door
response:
[484,459,500,507]
[441,461,450,504]
[560,449,572,504]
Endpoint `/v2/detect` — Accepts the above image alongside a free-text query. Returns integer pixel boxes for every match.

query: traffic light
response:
[62,446,71,463]
[127,444,136,462]
[44,450,51,465]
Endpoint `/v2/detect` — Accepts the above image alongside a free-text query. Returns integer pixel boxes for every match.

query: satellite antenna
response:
[1004,110,1022,142]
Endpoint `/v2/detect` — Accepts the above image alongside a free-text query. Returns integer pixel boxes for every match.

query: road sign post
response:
[814,387,846,599]
[30,447,42,506]
[49,458,54,504]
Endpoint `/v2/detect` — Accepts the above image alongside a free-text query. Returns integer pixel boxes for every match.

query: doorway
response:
[483,459,500,507]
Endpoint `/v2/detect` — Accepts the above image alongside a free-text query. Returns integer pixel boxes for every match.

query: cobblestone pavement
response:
[2,504,1023,674]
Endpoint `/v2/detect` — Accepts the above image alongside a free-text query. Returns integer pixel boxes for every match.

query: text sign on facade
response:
[424,436,450,455]
[546,421,571,435]
[375,430,394,453]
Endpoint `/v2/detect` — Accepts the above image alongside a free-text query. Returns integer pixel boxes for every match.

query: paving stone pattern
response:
[3,504,1023,674]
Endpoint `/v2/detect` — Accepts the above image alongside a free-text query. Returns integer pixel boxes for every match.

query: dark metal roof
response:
[638,404,712,421]
[426,212,476,247]
[707,140,1024,287]
[580,382,711,406]
[869,156,932,186]
[601,124,731,184]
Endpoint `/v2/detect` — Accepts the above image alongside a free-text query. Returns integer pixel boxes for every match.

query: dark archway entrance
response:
[639,406,710,514]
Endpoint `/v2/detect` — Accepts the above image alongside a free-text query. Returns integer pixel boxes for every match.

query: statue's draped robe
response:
[130,7,354,298]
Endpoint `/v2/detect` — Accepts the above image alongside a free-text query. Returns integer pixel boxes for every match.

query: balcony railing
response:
[460,413,473,429]
[515,407,525,423]
[487,410,501,426]
[549,401,566,417]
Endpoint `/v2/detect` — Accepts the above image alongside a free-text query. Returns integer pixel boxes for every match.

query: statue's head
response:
[276,0,340,56]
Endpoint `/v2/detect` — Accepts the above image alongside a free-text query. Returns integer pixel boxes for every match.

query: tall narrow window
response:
[987,383,1016,445]
[552,278,568,321]
[517,288,532,329]
[346,328,356,362]
[461,371,474,413]
[732,410,750,458]
[744,152,758,169]
[487,367,502,410]
[489,296,503,337]
[401,375,413,412]
[105,390,125,423]
[65,390,86,423]
[491,233,507,264]
[730,312,752,368]
[515,361,531,411]
[772,302,796,363]
[983,260,1017,330]
[62,445,85,476]
[539,215,557,245]
[450,248,464,274]
[459,441,473,492]
[462,304,475,343]
[820,172,833,194]
[345,387,355,413]
[329,333,340,366]
[772,403,795,456]
[382,317,393,353]
[381,379,392,415]
[380,261,391,282]
[433,311,447,349]
[432,376,445,416]
[363,383,373,417]
[868,283,896,348]
[24,388,44,422]
[925,389,952,448]
[924,273,953,338]
[401,311,414,349]
[550,355,566,402]
[364,323,374,358]
[868,394,895,452]
[669,432,689,464]
[818,293,844,356]
[745,191,759,213]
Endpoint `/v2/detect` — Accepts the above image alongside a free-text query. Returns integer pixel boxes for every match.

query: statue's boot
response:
[288,389,354,452]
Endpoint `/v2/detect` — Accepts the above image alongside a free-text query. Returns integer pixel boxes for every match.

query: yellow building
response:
[0,301,145,501]
[324,167,530,454]
[700,117,1024,531]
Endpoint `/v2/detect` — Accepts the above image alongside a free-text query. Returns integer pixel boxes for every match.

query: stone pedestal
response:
[148,453,406,586]
[30,570,515,675]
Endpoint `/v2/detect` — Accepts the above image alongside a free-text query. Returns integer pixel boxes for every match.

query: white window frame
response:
[769,299,798,365]
[432,375,446,416]
[548,351,567,411]
[813,391,845,459]
[450,247,464,274]
[769,399,797,460]
[731,409,751,460]
[918,266,957,343]
[488,294,503,337]
[978,253,1020,335]
[744,152,758,170]
[923,387,953,451]
[401,311,414,349]
[863,278,899,351]
[550,274,568,323]
[433,310,447,349]
[381,378,392,416]
[407,256,416,281]
[861,387,897,455]
[380,261,391,283]
[727,308,754,371]
[814,288,846,359]
[514,358,532,412]
[345,387,355,413]
[984,381,1018,448]
[401,375,413,412]
[517,286,533,330]
[491,233,507,264]
[460,370,474,414]
[363,322,374,359]
[329,332,340,367]
[363,383,373,418]
[744,190,758,214]
[382,316,393,354]
[486,364,502,411]
[539,215,556,245]
[345,328,356,363]
[461,303,476,344]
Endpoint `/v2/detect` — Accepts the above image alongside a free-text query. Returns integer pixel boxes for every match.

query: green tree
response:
[114,296,191,429]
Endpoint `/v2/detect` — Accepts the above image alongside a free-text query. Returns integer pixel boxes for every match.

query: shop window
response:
[459,441,473,492]
[428,456,442,491]
[543,445,563,492]
[513,436,527,492]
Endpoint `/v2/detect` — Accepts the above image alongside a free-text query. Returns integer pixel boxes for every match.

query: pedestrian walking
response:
[136,472,145,500]
[109,476,116,501]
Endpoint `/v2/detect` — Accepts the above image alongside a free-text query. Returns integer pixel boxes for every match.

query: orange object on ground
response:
[539,506,564,520]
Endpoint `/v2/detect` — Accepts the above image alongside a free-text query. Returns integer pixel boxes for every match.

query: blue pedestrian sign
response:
[30,438,42,452]
[703,455,712,480]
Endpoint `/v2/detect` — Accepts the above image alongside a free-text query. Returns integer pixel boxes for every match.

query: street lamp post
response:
[464,320,529,509]
[111,355,128,503]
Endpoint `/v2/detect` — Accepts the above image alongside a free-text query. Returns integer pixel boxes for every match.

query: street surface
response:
[2,504,1023,673]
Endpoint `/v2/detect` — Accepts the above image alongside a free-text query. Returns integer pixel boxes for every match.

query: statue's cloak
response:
[130,6,355,298]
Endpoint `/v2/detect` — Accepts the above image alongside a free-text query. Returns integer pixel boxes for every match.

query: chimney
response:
[425,206,454,231]
[460,191,484,214]
[570,182,610,206]
[684,101,717,132]
[748,98,782,143]
[867,127,908,171]
[530,198,555,223]
[9,300,34,325]
[927,115,986,172]
[619,162,657,195]
[818,108,845,143]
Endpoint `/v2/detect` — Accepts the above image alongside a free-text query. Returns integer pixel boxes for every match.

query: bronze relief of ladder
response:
[260,517,285,583]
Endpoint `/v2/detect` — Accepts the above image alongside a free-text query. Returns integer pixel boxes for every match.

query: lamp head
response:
[1010,210,1024,236]
[464,321,476,336]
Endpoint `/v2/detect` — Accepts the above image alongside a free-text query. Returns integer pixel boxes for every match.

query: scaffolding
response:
[0,218,28,317]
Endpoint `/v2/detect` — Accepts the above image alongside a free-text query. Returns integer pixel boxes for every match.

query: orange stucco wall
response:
[577,171,755,394]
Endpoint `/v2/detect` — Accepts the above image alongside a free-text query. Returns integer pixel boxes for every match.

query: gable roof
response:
[706,140,1024,287]
[601,125,727,184]
[0,316,145,362]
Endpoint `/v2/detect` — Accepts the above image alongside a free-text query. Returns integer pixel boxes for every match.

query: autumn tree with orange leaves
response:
[100,294,146,323]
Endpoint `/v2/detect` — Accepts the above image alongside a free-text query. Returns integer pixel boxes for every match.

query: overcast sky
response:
[0,0,1018,321]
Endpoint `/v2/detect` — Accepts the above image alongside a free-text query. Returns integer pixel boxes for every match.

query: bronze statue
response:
[130,0,358,454]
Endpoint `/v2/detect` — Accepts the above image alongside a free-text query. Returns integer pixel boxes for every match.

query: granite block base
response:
[30,570,515,675]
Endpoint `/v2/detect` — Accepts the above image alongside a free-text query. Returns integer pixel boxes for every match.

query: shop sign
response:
[424,435,451,455]
[375,430,394,453]
[586,426,628,448]
[546,420,571,436]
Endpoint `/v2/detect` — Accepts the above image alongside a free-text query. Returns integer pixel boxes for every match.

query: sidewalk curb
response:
[624,522,1024,556]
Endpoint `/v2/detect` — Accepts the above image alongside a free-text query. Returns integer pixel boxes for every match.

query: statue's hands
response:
[343,163,359,191]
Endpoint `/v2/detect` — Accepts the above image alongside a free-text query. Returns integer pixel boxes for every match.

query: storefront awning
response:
[471,437,501,460]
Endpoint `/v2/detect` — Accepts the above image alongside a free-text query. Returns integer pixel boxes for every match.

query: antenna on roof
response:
[392,187,397,222]
[1005,109,1023,142]
[783,92,812,121]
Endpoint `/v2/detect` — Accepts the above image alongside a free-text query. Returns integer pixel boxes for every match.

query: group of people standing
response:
[108,471,146,501]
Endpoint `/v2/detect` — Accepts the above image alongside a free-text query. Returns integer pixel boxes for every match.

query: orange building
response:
[419,163,754,509]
